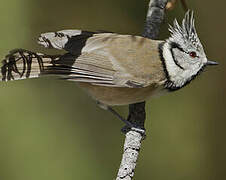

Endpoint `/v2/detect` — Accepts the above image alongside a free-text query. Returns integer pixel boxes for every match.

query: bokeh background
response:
[0,0,225,179]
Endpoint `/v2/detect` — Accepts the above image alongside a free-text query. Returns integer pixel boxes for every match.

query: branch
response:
[116,0,168,179]
[143,0,169,39]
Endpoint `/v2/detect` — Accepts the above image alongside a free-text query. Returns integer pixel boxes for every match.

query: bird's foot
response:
[121,125,146,139]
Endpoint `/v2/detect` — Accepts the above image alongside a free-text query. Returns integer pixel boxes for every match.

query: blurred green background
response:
[0,0,225,179]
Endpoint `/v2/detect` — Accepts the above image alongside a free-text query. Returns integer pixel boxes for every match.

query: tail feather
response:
[0,48,115,86]
[0,49,62,82]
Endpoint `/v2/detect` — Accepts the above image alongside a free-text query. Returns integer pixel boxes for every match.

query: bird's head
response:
[160,11,218,90]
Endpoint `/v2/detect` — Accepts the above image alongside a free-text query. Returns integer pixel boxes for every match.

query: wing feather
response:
[61,53,116,86]
[38,30,165,88]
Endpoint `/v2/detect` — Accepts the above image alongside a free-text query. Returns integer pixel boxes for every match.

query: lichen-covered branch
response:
[116,131,142,180]
[116,0,168,179]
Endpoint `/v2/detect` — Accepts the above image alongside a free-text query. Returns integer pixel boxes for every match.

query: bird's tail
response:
[0,49,69,82]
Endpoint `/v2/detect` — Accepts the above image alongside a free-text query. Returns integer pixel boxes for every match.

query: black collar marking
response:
[158,42,182,91]
[158,42,170,82]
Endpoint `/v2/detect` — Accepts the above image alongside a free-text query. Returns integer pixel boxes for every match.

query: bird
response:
[0,11,218,130]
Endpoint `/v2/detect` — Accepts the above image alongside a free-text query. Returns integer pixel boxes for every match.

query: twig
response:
[180,0,188,11]
[166,0,188,11]
[116,0,168,179]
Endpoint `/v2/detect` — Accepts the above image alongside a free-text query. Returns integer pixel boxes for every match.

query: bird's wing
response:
[38,30,166,87]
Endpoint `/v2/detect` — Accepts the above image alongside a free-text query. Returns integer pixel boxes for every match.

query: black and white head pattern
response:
[161,11,208,91]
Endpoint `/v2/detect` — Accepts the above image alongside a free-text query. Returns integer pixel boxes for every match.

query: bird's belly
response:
[78,82,164,106]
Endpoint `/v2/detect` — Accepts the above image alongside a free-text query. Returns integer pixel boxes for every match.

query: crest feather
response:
[168,10,201,49]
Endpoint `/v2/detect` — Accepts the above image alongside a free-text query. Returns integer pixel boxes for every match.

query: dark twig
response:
[181,0,188,11]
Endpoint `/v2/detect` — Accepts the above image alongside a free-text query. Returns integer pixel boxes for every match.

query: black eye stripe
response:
[170,42,185,53]
[169,42,185,70]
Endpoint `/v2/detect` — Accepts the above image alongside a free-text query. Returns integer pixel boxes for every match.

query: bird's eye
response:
[189,51,197,58]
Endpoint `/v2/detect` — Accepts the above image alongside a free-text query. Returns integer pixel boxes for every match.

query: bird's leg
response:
[97,101,145,135]
[108,107,146,135]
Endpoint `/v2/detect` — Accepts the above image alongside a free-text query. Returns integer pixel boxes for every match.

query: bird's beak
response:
[206,60,219,66]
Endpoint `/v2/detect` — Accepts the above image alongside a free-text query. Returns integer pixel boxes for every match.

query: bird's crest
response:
[168,11,202,50]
